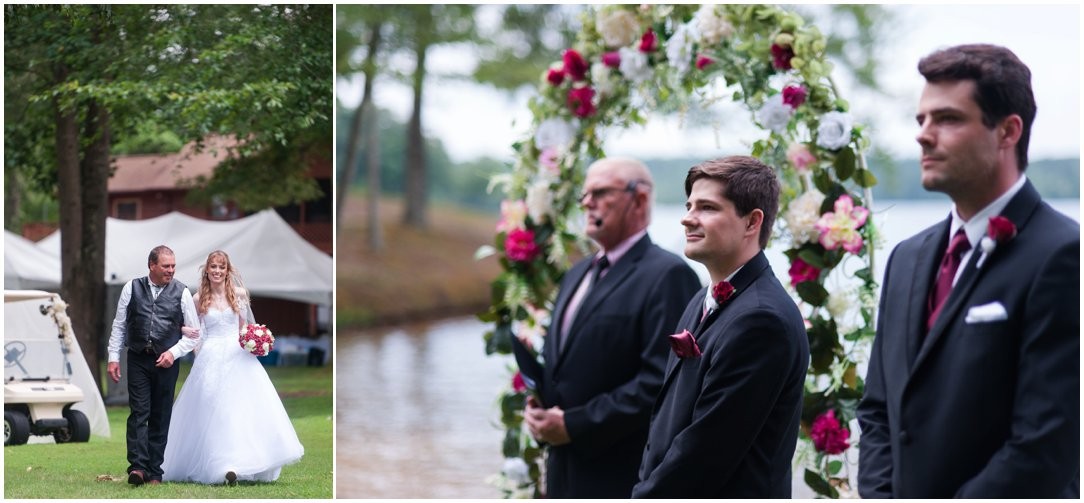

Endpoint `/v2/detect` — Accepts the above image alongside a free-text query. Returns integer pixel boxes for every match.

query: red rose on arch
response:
[511,371,527,393]
[546,67,566,87]
[505,228,541,262]
[782,85,807,108]
[696,54,714,70]
[562,49,588,81]
[601,51,621,68]
[788,257,820,288]
[567,86,596,118]
[639,28,658,52]
[771,43,794,70]
[810,409,851,454]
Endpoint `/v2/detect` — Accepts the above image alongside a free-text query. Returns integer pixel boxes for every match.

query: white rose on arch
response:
[695,5,734,45]
[665,23,697,75]
[534,118,576,151]
[617,46,652,84]
[756,94,793,135]
[526,180,555,224]
[784,189,826,247]
[816,111,854,150]
[595,9,640,48]
[591,62,617,97]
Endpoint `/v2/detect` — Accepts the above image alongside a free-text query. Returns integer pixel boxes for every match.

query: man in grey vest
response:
[107,245,200,486]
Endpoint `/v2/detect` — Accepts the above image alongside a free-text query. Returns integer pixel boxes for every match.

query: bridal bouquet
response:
[239,323,275,357]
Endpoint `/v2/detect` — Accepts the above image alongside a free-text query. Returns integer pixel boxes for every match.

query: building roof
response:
[108,136,238,193]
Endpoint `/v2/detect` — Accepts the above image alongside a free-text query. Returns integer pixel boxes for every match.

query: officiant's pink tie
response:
[926,228,971,331]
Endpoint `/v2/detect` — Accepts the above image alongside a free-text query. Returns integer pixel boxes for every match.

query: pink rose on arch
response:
[810,409,851,454]
[815,194,869,254]
[782,85,807,108]
[562,49,588,81]
[771,43,794,70]
[601,51,621,68]
[505,228,541,262]
[539,147,561,175]
[696,54,714,70]
[511,371,528,393]
[788,257,820,288]
[497,199,528,232]
[786,143,817,173]
[639,28,658,52]
[546,67,566,87]
[567,86,597,118]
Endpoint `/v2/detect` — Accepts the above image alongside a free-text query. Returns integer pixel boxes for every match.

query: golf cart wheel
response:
[5,410,30,446]
[54,406,90,443]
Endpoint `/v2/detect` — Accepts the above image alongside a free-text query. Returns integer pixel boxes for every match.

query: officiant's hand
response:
[525,397,570,446]
[155,351,175,368]
[181,325,200,339]
[108,362,121,383]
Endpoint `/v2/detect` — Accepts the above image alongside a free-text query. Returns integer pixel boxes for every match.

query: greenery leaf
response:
[804,469,839,498]
[833,147,856,181]
[796,281,830,306]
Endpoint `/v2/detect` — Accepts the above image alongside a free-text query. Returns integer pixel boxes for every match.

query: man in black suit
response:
[857,44,1079,498]
[633,155,808,498]
[520,157,700,498]
[107,245,200,486]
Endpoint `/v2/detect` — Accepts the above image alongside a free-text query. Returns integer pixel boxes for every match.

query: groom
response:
[857,44,1079,498]
[108,245,200,486]
[633,156,808,498]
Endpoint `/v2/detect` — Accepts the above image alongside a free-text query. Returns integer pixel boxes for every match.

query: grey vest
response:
[125,277,186,355]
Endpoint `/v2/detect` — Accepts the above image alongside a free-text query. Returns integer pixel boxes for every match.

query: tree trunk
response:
[364,85,383,251]
[402,22,430,229]
[336,22,382,234]
[76,99,111,395]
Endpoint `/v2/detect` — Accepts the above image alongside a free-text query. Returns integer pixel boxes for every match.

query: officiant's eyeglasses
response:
[579,180,646,204]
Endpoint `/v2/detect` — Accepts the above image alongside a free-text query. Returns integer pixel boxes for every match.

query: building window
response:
[115,199,139,220]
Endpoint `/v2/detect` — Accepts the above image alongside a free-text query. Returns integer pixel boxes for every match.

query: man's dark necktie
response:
[926,228,971,332]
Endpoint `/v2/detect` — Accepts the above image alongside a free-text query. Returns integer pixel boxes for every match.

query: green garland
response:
[478,5,878,498]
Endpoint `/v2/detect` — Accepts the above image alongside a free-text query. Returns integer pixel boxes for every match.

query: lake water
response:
[336,199,1078,498]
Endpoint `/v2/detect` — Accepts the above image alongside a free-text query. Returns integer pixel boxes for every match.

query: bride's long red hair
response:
[196,250,247,315]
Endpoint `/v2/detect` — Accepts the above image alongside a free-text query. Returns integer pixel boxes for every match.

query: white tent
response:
[4,231,61,291]
[4,290,110,439]
[36,210,332,306]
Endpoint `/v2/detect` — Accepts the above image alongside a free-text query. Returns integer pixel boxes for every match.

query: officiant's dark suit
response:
[633,156,808,498]
[520,158,699,498]
[857,44,1080,498]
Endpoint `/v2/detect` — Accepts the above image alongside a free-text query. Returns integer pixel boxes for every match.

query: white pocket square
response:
[965,301,1008,324]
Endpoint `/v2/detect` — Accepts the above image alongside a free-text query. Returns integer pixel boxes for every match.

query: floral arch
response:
[479,4,878,498]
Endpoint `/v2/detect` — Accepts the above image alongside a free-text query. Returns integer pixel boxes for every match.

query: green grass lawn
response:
[4,363,333,499]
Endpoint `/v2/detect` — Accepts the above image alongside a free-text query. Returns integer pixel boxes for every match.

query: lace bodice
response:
[202,307,242,340]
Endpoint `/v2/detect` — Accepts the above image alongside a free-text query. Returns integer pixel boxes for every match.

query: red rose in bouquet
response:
[239,323,275,357]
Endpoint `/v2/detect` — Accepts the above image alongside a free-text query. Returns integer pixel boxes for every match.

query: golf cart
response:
[4,290,90,445]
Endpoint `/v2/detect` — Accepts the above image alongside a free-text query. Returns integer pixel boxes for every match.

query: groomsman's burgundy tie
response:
[926,228,971,332]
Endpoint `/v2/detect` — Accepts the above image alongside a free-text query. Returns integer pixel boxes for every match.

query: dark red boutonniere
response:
[712,280,735,304]
[977,215,1017,268]
[669,329,701,358]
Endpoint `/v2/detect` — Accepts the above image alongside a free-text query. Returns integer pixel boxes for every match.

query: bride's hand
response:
[182,325,200,339]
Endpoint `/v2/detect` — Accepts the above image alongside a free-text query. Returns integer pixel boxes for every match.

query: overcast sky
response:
[337,4,1081,164]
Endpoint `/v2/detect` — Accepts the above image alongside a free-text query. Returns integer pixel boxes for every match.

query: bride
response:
[162,250,304,485]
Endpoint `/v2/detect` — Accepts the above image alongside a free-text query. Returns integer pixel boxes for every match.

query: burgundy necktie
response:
[926,229,971,331]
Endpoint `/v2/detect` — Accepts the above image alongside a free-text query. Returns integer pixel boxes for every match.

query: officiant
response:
[515,157,699,498]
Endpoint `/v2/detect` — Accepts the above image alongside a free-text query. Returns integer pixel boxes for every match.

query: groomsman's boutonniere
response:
[977,215,1018,269]
[712,280,736,304]
[669,330,702,358]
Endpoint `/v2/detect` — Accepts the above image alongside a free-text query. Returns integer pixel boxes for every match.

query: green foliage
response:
[4,4,333,213]
[110,120,184,155]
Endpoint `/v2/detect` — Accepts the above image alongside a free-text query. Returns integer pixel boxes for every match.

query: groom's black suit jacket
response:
[857,180,1080,498]
[633,251,808,498]
[535,234,699,498]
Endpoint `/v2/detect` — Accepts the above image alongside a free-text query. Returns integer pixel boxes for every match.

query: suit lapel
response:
[555,235,653,370]
[659,289,705,397]
[546,258,592,366]
[905,220,950,368]
[912,181,1042,371]
[659,251,771,388]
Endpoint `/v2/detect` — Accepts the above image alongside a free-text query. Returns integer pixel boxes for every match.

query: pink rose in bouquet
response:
[239,323,275,357]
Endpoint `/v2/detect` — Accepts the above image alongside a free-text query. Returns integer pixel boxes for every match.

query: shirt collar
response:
[704,264,744,312]
[595,228,647,270]
[950,174,1027,248]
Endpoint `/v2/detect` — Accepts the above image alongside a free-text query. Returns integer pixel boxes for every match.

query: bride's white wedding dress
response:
[162,306,304,484]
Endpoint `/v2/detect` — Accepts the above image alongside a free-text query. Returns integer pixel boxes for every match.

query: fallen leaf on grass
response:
[96,475,120,482]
